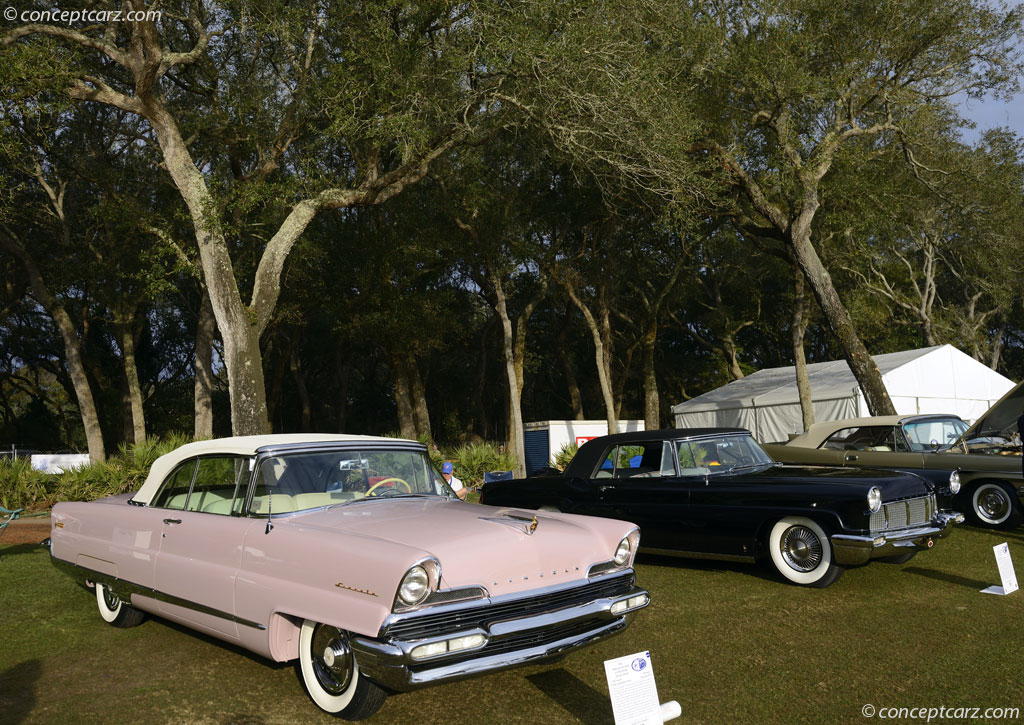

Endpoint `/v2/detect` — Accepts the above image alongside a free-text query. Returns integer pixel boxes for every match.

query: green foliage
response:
[0,435,192,512]
[553,442,578,471]
[449,441,516,487]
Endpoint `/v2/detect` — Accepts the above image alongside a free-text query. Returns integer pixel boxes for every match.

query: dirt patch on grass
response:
[1,519,51,546]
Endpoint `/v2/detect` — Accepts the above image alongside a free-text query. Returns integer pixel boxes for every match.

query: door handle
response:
[598,485,611,493]
[163,518,182,525]
[845,454,858,462]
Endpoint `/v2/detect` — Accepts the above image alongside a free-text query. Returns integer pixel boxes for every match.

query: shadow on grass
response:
[151,616,293,670]
[963,525,1024,545]
[525,668,612,725]
[903,566,991,590]
[0,659,40,724]
[635,552,783,585]
[0,541,50,561]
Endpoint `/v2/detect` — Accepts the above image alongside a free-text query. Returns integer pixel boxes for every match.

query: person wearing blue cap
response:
[441,461,467,500]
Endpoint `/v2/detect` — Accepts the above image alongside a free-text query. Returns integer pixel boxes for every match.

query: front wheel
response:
[298,620,386,720]
[95,582,145,628]
[970,482,1023,529]
[768,517,844,588]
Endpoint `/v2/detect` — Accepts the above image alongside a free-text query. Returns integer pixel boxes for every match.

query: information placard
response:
[981,542,1018,595]
[604,651,663,725]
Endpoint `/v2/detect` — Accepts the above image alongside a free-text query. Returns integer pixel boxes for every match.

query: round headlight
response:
[949,470,961,495]
[613,537,632,566]
[398,565,430,606]
[867,486,882,513]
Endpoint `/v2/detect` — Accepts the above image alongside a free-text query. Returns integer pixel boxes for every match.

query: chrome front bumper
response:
[831,512,964,566]
[350,584,650,692]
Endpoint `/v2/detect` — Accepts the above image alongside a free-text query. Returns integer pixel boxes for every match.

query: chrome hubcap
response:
[102,586,121,611]
[781,526,823,572]
[311,625,353,694]
[978,486,1010,523]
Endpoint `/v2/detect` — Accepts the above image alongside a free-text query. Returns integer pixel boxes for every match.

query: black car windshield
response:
[250,449,451,515]
[676,434,774,475]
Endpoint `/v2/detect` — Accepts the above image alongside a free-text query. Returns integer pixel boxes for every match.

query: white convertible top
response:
[131,434,414,505]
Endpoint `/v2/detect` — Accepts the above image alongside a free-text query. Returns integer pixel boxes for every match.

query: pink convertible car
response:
[48,434,649,719]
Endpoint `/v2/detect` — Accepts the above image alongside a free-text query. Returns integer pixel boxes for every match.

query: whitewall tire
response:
[95,582,144,628]
[298,619,386,720]
[768,517,844,588]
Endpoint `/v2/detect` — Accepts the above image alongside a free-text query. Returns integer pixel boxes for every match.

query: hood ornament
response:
[480,510,540,536]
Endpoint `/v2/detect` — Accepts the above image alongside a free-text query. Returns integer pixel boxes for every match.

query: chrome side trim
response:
[49,554,266,631]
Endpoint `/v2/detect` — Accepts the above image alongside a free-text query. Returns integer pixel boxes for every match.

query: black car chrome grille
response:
[870,494,936,533]
[382,573,634,641]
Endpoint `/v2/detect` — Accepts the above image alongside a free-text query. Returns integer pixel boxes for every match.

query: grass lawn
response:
[1,523,1022,724]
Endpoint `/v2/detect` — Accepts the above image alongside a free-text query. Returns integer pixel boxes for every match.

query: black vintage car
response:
[480,429,965,587]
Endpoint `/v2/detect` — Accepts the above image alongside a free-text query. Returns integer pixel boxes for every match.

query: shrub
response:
[0,434,192,512]
[553,442,579,471]
[450,441,516,487]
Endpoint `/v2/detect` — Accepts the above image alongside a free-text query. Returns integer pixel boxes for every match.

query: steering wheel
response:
[366,477,412,496]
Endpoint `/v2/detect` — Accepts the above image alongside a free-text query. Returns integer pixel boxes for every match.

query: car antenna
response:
[265,488,274,534]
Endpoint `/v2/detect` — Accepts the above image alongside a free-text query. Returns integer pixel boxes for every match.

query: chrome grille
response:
[870,494,936,533]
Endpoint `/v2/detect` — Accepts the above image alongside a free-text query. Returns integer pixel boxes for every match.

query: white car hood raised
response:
[287,498,626,595]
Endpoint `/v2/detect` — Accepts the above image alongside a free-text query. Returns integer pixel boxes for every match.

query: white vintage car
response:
[48,435,649,719]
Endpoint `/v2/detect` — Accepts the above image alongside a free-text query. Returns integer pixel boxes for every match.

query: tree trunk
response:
[147,104,272,435]
[474,317,494,439]
[406,353,432,442]
[641,325,659,429]
[390,350,418,440]
[563,278,617,432]
[989,324,1006,371]
[334,345,349,433]
[116,311,146,445]
[790,233,896,416]
[0,235,106,461]
[490,267,527,477]
[289,347,312,432]
[194,291,215,440]
[556,328,585,420]
[791,267,814,432]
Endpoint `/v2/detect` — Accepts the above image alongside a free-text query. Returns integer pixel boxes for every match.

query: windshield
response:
[676,434,775,475]
[901,418,968,452]
[251,449,451,514]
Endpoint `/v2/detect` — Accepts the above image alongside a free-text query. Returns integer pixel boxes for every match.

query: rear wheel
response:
[970,482,1023,529]
[95,582,145,628]
[298,620,386,720]
[768,517,844,588]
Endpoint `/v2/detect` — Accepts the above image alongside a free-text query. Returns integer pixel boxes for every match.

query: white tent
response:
[671,345,1016,443]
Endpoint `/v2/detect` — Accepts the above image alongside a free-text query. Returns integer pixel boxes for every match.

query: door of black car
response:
[564,441,689,551]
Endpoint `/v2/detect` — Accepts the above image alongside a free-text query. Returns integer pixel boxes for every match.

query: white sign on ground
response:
[604,651,663,725]
[981,542,1018,595]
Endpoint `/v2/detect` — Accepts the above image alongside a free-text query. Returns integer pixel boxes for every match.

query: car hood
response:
[284,498,627,594]
[747,464,931,499]
[958,380,1024,447]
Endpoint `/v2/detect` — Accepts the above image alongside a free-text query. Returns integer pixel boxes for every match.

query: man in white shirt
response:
[441,461,467,500]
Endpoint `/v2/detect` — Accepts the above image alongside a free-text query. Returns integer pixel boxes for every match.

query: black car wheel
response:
[970,482,1023,529]
[768,517,844,588]
[95,582,145,628]
[298,620,386,719]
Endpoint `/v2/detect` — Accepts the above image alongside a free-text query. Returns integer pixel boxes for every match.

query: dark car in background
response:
[481,429,964,588]
[764,410,1024,529]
